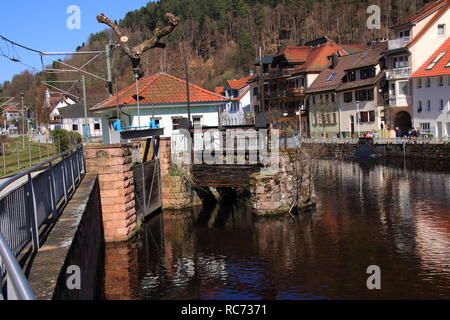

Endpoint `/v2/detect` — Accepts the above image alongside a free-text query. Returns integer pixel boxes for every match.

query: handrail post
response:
[49,162,58,220]
[75,148,81,184]
[70,157,76,194]
[27,173,39,252]
[62,157,68,204]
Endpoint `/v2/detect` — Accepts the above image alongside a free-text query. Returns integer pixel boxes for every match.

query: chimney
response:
[330,53,338,69]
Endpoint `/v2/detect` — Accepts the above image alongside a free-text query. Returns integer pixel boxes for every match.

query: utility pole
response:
[259,46,266,113]
[105,43,113,97]
[82,75,90,142]
[185,56,192,126]
[21,93,25,149]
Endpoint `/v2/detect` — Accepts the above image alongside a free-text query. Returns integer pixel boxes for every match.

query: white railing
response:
[388,37,410,50]
[386,67,411,80]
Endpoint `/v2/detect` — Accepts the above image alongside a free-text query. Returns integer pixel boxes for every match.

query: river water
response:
[102,159,450,300]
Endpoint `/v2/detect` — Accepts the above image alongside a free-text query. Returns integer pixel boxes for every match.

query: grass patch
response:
[0,137,59,178]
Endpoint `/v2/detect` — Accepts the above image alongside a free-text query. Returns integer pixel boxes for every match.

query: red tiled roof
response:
[275,46,313,63]
[92,73,228,111]
[300,44,345,72]
[393,0,448,28]
[408,1,450,47]
[215,86,225,95]
[226,76,255,90]
[274,40,348,73]
[411,36,450,78]
[2,105,21,113]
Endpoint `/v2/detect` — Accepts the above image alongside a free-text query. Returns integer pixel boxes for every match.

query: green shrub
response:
[68,131,83,146]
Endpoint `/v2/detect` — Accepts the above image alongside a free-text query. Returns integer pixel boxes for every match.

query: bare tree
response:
[97,13,180,75]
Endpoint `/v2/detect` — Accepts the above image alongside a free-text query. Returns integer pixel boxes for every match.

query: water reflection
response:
[103,159,450,300]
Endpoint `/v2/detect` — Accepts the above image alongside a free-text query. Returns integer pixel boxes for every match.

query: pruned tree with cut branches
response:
[97,12,180,77]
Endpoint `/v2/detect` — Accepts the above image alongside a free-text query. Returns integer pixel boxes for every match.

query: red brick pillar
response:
[84,144,137,242]
[159,137,171,177]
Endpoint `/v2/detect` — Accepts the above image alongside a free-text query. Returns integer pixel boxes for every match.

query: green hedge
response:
[51,129,82,152]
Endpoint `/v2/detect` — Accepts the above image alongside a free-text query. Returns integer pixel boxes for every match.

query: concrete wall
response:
[28,173,104,300]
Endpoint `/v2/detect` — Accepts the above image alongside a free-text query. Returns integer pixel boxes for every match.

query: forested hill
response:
[0,0,434,119]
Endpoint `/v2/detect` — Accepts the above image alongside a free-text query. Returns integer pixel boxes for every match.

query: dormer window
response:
[438,24,446,37]
[348,71,356,82]
[399,30,410,39]
[425,51,447,70]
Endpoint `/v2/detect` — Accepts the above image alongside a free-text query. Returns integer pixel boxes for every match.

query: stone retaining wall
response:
[250,150,315,216]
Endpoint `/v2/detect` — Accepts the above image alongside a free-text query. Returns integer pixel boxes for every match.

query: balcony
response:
[389,95,411,107]
[388,37,410,51]
[269,69,296,78]
[287,87,306,97]
[386,67,411,80]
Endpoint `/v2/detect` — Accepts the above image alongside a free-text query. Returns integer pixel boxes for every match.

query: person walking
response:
[395,127,402,141]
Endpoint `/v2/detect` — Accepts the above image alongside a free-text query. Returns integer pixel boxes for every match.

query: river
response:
[102,159,450,300]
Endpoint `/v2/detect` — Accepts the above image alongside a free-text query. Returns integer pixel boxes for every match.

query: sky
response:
[0,0,152,83]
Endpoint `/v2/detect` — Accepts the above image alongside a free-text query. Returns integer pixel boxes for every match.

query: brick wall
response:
[85,144,137,242]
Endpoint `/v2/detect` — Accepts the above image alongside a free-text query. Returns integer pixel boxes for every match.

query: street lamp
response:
[356,101,360,138]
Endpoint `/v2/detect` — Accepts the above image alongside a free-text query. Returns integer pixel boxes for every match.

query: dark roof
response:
[307,42,387,94]
[59,103,95,119]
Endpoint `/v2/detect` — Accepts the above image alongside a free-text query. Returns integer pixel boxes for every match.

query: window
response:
[94,121,101,130]
[393,56,409,69]
[344,92,353,103]
[331,94,336,103]
[417,78,422,89]
[420,123,431,133]
[439,76,444,86]
[253,87,259,96]
[172,118,181,130]
[399,81,408,95]
[426,51,447,70]
[193,116,202,127]
[440,99,444,111]
[399,30,410,38]
[347,71,356,82]
[356,89,374,101]
[427,100,431,111]
[72,124,79,131]
[427,77,431,87]
[418,101,423,113]
[327,74,336,81]
[359,111,376,123]
[438,24,446,37]
[360,68,376,79]
[446,60,450,68]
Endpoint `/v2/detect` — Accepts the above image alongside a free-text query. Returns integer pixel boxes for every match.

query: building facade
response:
[384,0,450,135]
[411,36,450,138]
[307,42,388,138]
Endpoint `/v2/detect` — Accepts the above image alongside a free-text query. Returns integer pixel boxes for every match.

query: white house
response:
[384,0,450,135]
[2,105,22,135]
[91,72,229,144]
[45,89,78,131]
[217,76,254,126]
[411,36,450,138]
[58,103,103,141]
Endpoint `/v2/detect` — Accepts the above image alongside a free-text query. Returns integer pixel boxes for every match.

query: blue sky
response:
[0,0,152,83]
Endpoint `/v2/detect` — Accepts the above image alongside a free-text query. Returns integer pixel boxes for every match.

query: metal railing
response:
[386,67,411,80]
[388,37,410,50]
[0,144,85,300]
[0,233,36,300]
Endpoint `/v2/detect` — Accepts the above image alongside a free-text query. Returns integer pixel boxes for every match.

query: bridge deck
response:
[193,164,261,189]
